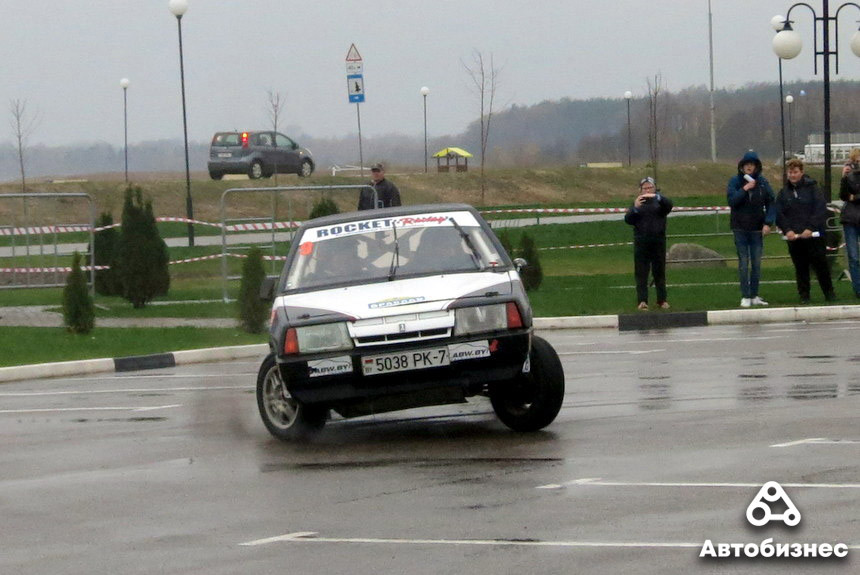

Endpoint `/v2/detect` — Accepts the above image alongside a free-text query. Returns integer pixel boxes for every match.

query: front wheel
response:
[490,336,565,432]
[256,354,327,440]
[299,159,314,178]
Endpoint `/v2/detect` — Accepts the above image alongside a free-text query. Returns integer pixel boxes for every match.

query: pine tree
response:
[497,228,514,259]
[519,232,543,291]
[309,197,340,219]
[62,251,95,333]
[237,246,269,334]
[93,211,120,296]
[115,186,170,308]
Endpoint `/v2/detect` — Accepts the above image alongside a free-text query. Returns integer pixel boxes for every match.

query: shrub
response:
[62,251,95,333]
[238,246,269,333]
[496,228,514,258]
[115,186,170,308]
[518,232,543,291]
[92,211,120,296]
[309,197,340,219]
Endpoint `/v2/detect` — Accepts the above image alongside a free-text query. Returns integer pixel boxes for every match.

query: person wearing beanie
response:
[726,150,776,308]
[357,163,401,210]
[624,177,673,310]
[839,148,860,298]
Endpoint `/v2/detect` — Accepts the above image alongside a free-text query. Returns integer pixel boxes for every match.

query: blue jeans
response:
[733,230,763,299]
[844,223,860,295]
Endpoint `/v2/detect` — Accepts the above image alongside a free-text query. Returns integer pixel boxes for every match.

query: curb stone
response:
[2,305,860,384]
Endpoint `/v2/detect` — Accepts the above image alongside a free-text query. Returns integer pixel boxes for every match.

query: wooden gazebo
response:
[432,147,473,172]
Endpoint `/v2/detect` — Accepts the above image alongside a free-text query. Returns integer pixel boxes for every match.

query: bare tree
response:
[646,74,664,184]
[265,89,285,184]
[462,50,500,205]
[9,99,38,193]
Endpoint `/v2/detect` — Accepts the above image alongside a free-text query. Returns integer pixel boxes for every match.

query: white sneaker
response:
[740,298,751,308]
[751,296,769,306]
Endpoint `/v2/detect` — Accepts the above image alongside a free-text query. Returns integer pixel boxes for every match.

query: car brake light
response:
[284,328,299,354]
[241,132,249,148]
[506,302,523,329]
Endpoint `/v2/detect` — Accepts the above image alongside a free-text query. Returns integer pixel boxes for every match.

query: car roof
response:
[301,203,482,229]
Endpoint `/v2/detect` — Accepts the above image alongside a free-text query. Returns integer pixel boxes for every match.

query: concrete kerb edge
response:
[3,306,860,384]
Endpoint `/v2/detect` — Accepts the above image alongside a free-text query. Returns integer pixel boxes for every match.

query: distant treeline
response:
[3,80,858,181]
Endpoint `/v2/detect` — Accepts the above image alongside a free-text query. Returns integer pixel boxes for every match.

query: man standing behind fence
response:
[357,163,401,210]
[727,150,776,308]
[625,177,674,311]
[775,158,836,304]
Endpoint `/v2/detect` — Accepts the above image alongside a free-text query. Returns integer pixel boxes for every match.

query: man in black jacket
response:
[624,177,674,310]
[775,158,836,304]
[357,163,402,210]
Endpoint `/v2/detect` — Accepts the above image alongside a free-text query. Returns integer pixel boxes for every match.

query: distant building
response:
[803,133,860,164]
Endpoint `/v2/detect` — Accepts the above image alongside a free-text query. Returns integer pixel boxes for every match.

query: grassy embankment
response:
[1,162,851,367]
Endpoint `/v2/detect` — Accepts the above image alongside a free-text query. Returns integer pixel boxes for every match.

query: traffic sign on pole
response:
[345,44,365,104]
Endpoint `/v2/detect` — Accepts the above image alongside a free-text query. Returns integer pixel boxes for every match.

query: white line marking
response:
[558,350,665,356]
[239,531,704,549]
[0,404,182,415]
[772,438,860,447]
[537,478,860,490]
[0,385,250,397]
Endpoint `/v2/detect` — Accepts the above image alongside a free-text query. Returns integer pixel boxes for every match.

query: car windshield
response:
[284,211,505,290]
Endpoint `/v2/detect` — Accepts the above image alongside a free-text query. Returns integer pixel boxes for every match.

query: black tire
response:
[248,160,265,180]
[490,336,565,432]
[256,354,327,440]
[299,159,314,178]
[209,170,223,181]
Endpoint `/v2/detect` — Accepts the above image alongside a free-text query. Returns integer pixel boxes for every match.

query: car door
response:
[275,133,300,173]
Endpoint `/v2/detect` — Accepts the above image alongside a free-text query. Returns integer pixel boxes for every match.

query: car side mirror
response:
[260,277,276,301]
[513,258,528,272]
[292,142,299,150]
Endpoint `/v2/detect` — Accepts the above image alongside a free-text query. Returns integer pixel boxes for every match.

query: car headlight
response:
[285,322,353,354]
[454,304,508,336]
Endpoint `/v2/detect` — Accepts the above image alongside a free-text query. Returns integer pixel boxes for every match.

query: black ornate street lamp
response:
[120,78,130,183]
[772,1,860,200]
[169,0,195,246]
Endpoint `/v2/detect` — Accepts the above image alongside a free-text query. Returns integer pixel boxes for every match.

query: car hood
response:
[275,272,515,323]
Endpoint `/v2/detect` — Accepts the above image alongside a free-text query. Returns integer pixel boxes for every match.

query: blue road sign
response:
[348,74,365,103]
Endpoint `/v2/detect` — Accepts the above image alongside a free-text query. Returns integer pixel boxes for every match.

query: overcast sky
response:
[3,1,859,148]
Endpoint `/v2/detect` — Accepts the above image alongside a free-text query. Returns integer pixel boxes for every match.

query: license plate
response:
[217,152,232,158]
[362,347,449,376]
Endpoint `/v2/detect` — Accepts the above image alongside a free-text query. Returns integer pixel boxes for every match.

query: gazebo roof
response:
[432,147,473,158]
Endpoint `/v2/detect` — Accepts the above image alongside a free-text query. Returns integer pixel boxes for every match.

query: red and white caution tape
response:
[539,241,634,251]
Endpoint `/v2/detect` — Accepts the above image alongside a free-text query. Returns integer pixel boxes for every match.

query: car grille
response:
[351,311,453,347]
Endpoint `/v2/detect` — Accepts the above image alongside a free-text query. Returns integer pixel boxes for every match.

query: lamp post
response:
[420,86,429,173]
[772,15,791,184]
[624,90,632,167]
[772,1,860,201]
[786,93,795,158]
[120,78,130,184]
[169,0,195,246]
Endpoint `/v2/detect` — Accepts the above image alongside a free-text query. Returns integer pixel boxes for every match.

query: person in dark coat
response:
[775,158,836,304]
[624,177,674,310]
[726,150,776,307]
[357,163,402,210]
[839,148,860,298]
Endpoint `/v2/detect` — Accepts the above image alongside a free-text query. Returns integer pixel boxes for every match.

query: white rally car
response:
[257,203,564,440]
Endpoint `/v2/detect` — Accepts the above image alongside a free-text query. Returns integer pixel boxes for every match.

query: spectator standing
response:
[726,150,776,307]
[624,177,674,310]
[775,158,836,304]
[357,163,402,210]
[839,148,860,298]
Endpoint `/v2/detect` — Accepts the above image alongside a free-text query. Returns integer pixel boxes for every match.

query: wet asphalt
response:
[2,322,859,574]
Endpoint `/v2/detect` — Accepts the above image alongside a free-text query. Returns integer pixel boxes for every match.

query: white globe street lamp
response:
[120,78,130,182]
[169,0,194,246]
[624,91,632,167]
[420,86,430,173]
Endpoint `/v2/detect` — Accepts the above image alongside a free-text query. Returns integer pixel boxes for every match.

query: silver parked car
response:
[207,131,314,180]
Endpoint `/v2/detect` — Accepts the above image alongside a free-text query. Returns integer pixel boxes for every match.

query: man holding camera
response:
[624,177,673,311]
[727,150,776,308]
[839,148,860,298]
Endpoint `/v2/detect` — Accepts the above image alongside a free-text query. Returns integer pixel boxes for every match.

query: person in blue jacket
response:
[625,177,674,310]
[727,150,776,308]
